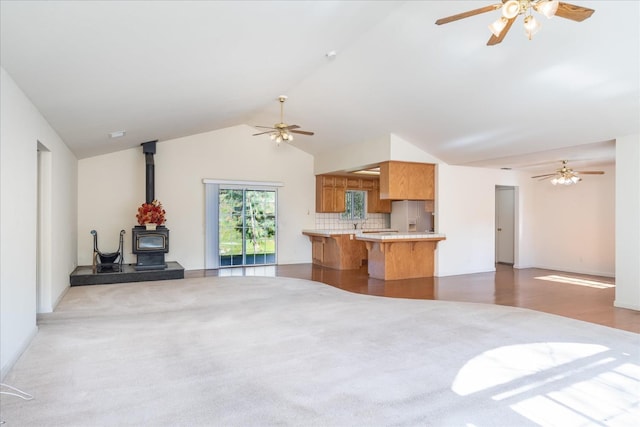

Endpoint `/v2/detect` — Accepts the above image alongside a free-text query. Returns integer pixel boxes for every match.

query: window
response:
[341,190,366,220]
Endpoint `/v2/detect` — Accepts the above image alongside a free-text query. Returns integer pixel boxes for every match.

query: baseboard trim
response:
[614,301,640,311]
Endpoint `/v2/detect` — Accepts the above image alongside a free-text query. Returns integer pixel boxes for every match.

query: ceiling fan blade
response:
[487,16,515,45]
[435,4,501,25]
[252,131,274,136]
[531,173,556,179]
[290,130,314,136]
[283,125,300,130]
[555,2,595,22]
[254,125,276,130]
[575,171,605,175]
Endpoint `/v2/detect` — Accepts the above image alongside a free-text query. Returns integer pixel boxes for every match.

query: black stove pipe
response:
[141,140,158,204]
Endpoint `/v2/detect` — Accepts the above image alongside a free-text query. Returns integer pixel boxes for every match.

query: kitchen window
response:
[341,190,366,220]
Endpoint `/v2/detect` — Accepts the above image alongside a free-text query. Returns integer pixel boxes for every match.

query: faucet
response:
[353,223,358,230]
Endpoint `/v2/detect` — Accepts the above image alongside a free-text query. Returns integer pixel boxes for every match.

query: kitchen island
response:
[356,232,446,280]
[302,229,396,270]
[302,229,368,270]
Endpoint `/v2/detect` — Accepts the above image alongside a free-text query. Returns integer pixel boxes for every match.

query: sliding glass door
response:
[218,187,277,267]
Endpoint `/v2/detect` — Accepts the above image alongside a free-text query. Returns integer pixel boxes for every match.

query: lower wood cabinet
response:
[304,232,367,270]
[311,237,325,263]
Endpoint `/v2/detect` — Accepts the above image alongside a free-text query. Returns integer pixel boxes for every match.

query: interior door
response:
[495,186,515,264]
[218,187,277,267]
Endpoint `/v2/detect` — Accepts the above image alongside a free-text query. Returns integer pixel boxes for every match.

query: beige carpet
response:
[1,276,638,426]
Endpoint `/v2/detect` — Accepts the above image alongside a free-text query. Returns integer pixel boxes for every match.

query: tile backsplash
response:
[315,213,390,230]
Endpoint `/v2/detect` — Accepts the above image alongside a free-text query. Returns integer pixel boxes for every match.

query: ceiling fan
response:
[253,95,314,144]
[531,160,605,185]
[435,0,595,45]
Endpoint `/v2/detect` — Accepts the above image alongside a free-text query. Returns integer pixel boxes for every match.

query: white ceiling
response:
[1,1,638,173]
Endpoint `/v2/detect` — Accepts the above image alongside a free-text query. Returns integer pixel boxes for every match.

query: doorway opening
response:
[495,185,516,265]
[218,187,277,267]
[205,180,281,269]
[37,142,52,313]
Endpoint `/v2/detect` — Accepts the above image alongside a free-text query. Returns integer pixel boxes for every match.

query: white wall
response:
[1,68,78,379]
[78,125,315,270]
[436,165,530,276]
[615,135,640,310]
[531,164,616,277]
[389,134,442,164]
[314,134,391,174]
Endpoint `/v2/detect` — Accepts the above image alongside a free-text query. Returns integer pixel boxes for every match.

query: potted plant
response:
[136,199,166,230]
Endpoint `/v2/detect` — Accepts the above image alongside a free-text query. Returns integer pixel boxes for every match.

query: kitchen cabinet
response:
[347,177,361,188]
[361,179,375,190]
[311,236,325,263]
[379,161,434,200]
[367,184,392,213]
[303,231,367,270]
[316,176,346,213]
[316,175,388,213]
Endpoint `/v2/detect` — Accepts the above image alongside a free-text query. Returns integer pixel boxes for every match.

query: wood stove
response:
[132,226,169,270]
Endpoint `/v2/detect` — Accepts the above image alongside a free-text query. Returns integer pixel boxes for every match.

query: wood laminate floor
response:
[186,263,639,334]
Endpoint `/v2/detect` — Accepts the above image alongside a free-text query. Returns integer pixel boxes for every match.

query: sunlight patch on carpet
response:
[453,343,639,426]
[452,343,608,396]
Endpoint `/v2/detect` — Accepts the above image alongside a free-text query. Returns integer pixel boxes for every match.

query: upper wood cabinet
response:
[379,161,434,200]
[361,179,375,190]
[346,177,361,188]
[367,186,392,213]
[320,176,346,188]
[316,176,346,213]
[316,175,383,213]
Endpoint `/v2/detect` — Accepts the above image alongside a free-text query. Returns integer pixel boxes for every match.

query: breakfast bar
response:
[302,230,368,270]
[356,232,446,280]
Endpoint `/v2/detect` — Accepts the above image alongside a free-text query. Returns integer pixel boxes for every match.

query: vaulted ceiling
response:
[1,1,637,173]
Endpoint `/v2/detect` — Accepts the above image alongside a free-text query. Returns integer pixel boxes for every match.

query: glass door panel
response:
[218,187,276,267]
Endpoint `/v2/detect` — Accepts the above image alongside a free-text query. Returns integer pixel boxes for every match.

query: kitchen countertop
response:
[302,228,395,237]
[302,229,445,240]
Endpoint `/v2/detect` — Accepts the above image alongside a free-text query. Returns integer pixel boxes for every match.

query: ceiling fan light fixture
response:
[550,171,580,185]
[524,15,541,39]
[535,0,559,18]
[502,0,521,19]
[489,17,508,37]
[435,1,594,46]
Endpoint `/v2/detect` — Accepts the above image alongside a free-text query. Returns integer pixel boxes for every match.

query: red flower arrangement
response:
[136,200,166,226]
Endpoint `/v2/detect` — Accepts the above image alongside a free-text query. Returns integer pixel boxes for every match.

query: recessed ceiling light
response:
[325,50,337,59]
[109,130,126,139]
[353,167,380,176]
